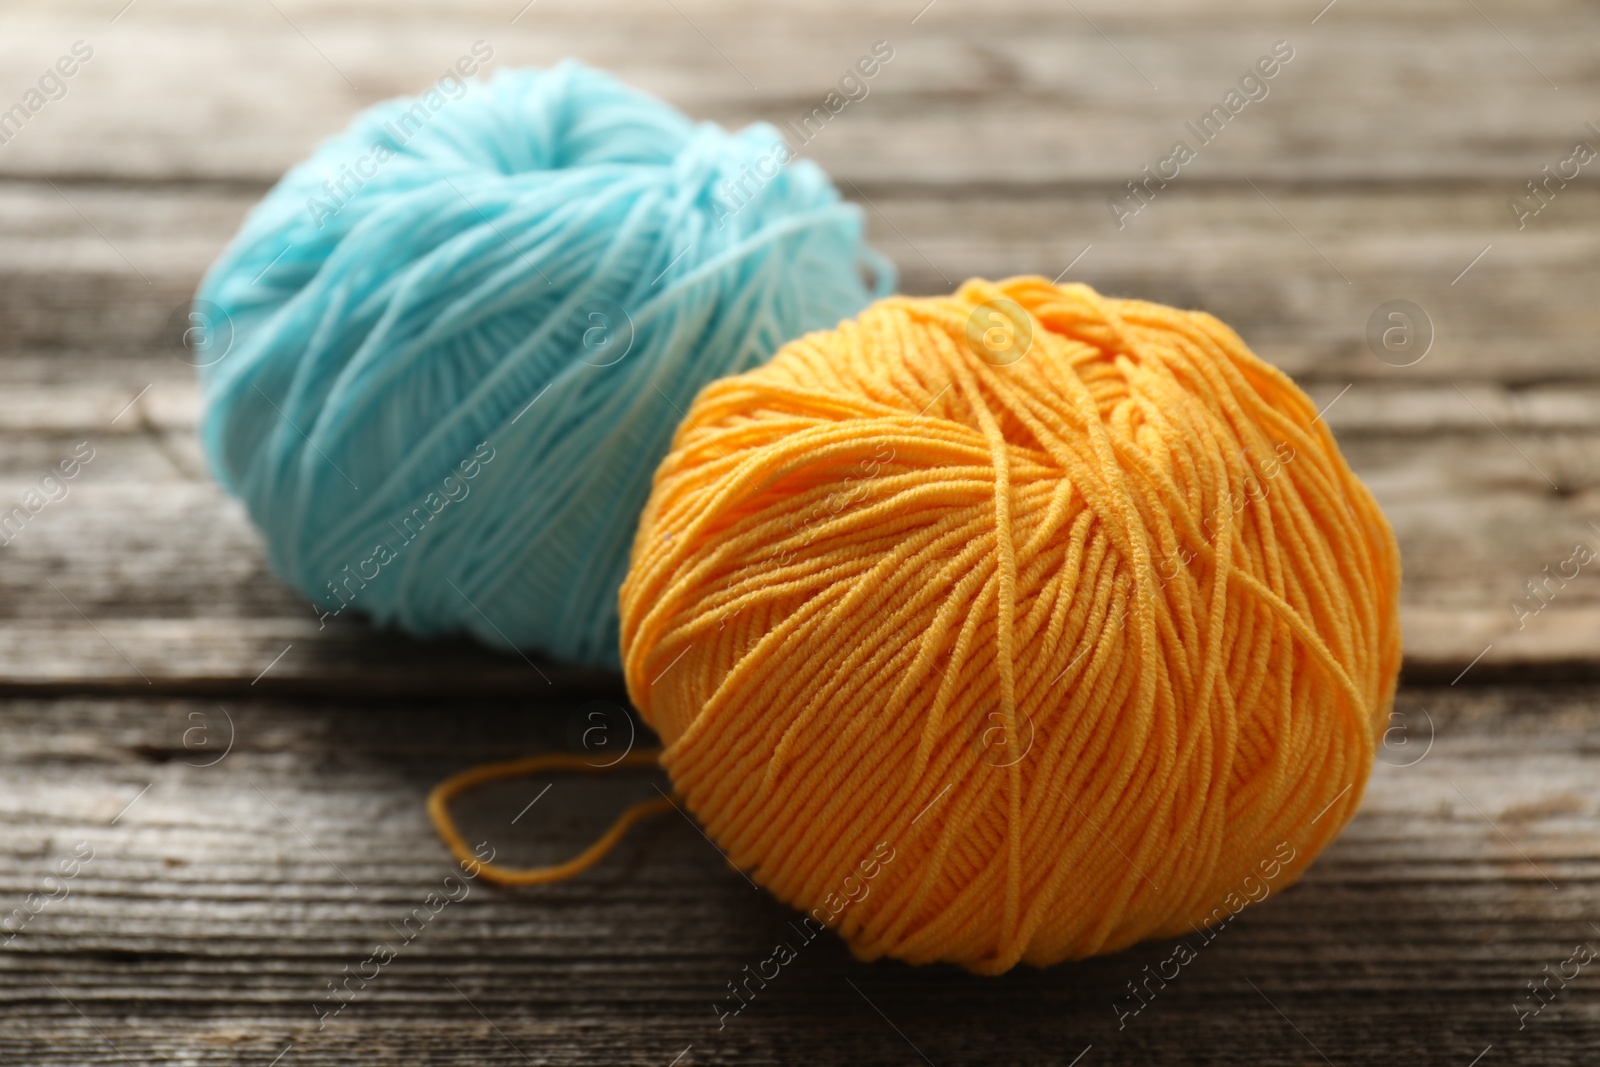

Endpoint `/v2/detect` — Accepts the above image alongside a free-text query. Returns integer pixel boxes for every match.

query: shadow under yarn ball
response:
[196,61,891,667]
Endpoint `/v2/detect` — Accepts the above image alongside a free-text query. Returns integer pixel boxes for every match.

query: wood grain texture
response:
[1,1,1596,186]
[3,0,1598,1062]
[0,408,1596,691]
[2,687,1598,1066]
[7,182,1600,380]
[4,177,1599,685]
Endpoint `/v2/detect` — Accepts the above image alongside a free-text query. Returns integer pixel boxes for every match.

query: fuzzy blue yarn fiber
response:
[196,60,892,667]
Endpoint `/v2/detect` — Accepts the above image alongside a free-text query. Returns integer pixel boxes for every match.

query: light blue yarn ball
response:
[196,61,893,668]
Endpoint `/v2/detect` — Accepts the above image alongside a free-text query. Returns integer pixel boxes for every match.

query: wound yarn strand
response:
[429,750,672,886]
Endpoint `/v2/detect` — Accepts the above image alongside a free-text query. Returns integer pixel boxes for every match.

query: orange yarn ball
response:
[619,277,1401,973]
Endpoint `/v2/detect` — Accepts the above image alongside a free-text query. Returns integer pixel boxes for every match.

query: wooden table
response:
[3,0,1597,1062]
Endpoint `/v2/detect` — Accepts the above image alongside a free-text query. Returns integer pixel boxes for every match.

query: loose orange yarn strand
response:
[428,750,673,886]
[618,278,1401,973]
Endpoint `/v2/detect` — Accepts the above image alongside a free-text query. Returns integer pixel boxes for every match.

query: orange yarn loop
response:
[428,750,673,886]
[619,277,1401,973]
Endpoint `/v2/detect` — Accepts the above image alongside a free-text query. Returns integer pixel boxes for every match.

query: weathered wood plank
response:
[0,0,1594,1064]
[0,382,1597,689]
[6,183,1600,383]
[1,344,1597,690]
[5,179,1594,685]
[0,7,1595,186]
[27,359,1600,437]
[1,686,1597,1064]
